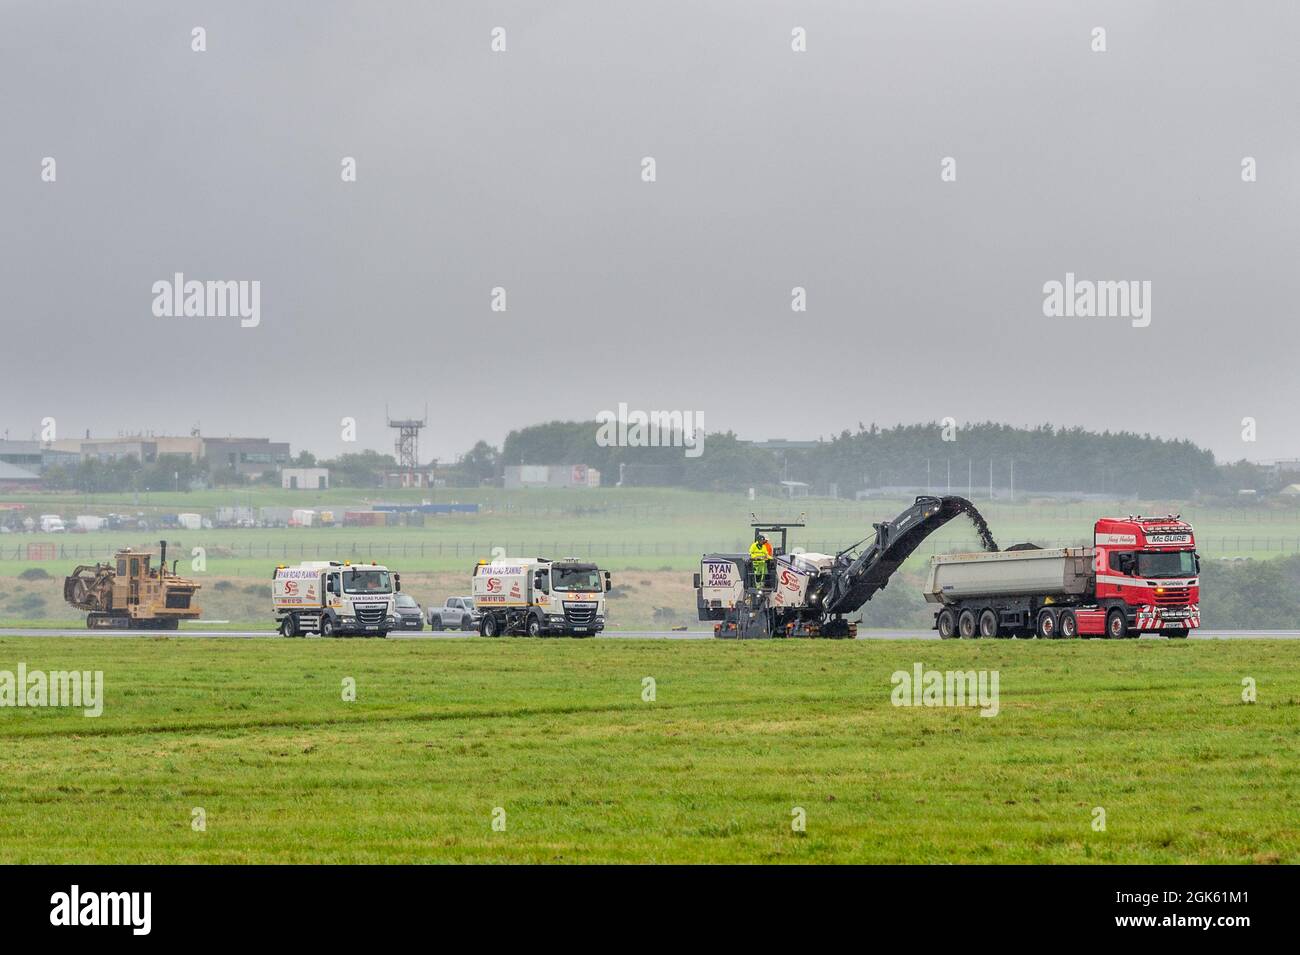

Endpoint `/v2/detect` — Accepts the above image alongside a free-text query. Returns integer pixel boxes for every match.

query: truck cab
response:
[472,557,611,637]
[273,560,399,637]
[1091,516,1200,637]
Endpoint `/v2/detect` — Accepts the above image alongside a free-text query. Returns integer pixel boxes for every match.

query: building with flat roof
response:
[0,461,41,488]
[282,467,329,490]
[504,464,601,489]
[43,433,289,478]
[202,437,291,479]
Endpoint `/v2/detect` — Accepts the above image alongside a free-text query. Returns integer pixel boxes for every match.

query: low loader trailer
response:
[925,515,1200,639]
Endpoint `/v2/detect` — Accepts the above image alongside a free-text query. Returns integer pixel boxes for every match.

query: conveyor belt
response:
[820,495,998,615]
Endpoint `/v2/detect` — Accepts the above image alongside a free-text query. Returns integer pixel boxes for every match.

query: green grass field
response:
[0,636,1294,863]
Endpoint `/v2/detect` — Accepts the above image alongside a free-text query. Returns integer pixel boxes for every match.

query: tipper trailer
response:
[925,515,1200,639]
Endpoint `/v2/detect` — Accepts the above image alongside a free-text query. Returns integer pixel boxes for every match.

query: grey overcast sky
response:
[2,1,1298,463]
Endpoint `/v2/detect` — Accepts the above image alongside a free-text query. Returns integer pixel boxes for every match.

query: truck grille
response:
[1153,588,1191,606]
[356,603,388,625]
[564,603,597,625]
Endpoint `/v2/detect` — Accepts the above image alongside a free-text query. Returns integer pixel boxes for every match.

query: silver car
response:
[427,595,480,631]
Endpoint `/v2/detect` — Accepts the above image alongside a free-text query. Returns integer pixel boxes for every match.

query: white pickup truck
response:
[426,595,480,631]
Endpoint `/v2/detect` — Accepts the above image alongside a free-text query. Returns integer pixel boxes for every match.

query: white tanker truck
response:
[471,557,611,637]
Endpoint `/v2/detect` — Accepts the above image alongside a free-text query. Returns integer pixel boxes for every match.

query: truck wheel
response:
[321,617,336,638]
[527,615,544,637]
[1165,627,1189,638]
[1106,609,1128,640]
[978,609,1000,639]
[1036,609,1057,639]
[1057,611,1078,638]
[958,609,978,638]
[481,614,500,638]
[280,616,298,638]
[937,609,957,639]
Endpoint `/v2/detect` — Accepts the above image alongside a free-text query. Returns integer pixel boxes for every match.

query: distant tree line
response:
[500,419,1271,498]
[24,419,1281,498]
[501,420,778,492]
[38,454,213,494]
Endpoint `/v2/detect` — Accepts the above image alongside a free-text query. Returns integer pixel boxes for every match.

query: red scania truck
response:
[925,515,1200,639]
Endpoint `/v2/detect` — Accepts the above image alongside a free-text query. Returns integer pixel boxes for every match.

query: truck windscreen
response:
[344,570,392,594]
[1137,551,1197,578]
[552,568,601,592]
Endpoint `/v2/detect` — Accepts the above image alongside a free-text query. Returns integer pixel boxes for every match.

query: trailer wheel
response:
[1055,608,1076,639]
[937,609,958,639]
[958,609,978,638]
[1165,627,1189,638]
[526,615,544,637]
[978,609,1000,638]
[1106,609,1128,639]
[481,614,500,638]
[1036,609,1057,639]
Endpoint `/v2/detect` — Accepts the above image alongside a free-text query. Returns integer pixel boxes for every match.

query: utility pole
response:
[989,459,993,500]
[1010,460,1014,502]
[946,459,951,493]
[926,459,931,492]
[967,459,972,498]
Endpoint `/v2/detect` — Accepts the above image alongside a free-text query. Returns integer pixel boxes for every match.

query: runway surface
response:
[0,628,1296,640]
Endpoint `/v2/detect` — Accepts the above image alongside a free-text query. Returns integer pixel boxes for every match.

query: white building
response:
[282,467,329,490]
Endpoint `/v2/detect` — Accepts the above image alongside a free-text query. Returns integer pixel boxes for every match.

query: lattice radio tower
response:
[387,405,427,479]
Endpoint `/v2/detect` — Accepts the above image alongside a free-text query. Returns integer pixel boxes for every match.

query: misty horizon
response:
[4,1,1297,464]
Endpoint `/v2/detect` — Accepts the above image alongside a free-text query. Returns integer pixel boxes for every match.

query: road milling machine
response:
[695,495,997,638]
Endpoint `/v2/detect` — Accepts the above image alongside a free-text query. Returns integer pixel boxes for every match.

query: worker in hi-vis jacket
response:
[749,534,773,589]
